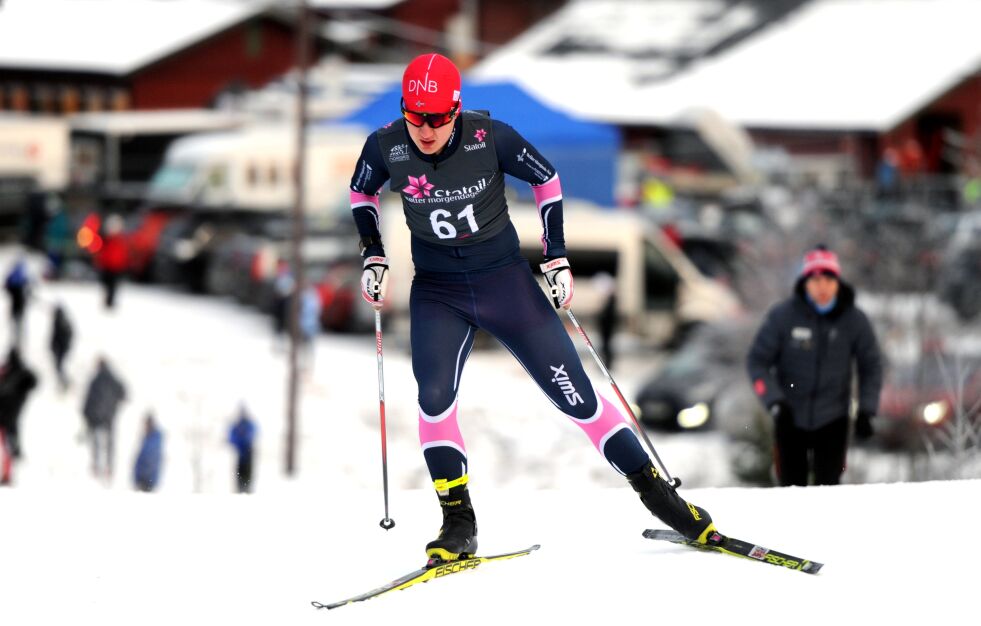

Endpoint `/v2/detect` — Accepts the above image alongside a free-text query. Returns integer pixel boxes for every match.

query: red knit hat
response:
[800,246,841,278]
[402,53,461,113]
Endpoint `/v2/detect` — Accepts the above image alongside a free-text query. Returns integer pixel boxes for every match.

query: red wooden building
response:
[0,0,315,114]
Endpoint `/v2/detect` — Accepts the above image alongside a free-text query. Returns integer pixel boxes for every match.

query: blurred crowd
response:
[0,250,260,491]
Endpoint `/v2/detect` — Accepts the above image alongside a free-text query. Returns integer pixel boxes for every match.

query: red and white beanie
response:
[800,246,841,279]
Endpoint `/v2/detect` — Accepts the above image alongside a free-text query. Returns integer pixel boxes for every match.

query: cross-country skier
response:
[349,53,721,562]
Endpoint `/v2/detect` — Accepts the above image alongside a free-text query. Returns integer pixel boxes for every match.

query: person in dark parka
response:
[4,258,30,347]
[747,245,883,486]
[50,303,73,391]
[82,357,127,479]
[0,348,37,482]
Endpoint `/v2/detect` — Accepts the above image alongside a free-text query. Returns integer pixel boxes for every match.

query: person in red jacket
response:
[93,214,128,309]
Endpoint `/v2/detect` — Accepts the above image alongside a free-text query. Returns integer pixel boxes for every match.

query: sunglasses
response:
[400,98,459,129]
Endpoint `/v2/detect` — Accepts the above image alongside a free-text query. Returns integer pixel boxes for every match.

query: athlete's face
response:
[805,273,839,307]
[405,112,458,155]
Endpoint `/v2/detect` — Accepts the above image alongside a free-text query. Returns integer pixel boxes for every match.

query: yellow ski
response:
[312,544,540,610]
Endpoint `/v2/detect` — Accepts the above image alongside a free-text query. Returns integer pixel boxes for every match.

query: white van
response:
[510,205,742,342]
[146,123,366,216]
[381,201,741,343]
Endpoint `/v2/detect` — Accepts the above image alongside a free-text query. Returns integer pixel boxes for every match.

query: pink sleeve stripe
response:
[350,191,380,210]
[532,175,562,210]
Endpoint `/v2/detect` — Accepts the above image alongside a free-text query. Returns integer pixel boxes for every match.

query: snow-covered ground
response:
[1,248,978,624]
[3,481,978,624]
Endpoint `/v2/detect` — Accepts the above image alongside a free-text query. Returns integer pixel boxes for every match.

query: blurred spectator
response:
[746,245,882,486]
[50,303,74,392]
[594,272,618,370]
[875,147,900,199]
[899,138,925,177]
[82,357,127,480]
[4,257,31,347]
[133,412,163,492]
[0,347,38,476]
[21,189,51,252]
[299,284,322,368]
[963,174,981,209]
[271,259,294,336]
[228,405,257,493]
[43,204,73,280]
[94,214,128,309]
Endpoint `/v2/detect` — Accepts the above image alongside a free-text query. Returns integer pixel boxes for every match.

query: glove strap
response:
[540,257,570,275]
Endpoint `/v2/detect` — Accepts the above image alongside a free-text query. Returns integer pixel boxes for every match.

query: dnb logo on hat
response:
[402,53,461,113]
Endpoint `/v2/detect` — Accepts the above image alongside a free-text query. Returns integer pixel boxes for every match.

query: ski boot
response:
[626,460,718,544]
[425,479,478,563]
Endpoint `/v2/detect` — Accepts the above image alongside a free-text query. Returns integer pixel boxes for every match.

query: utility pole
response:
[286,0,310,476]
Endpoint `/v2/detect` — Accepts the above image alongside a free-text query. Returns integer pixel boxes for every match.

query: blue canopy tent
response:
[336,81,620,206]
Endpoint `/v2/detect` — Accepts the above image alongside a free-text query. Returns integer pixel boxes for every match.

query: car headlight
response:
[678,402,710,429]
[922,401,948,425]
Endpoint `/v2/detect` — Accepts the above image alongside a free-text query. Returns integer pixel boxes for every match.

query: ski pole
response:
[374,308,395,529]
[565,308,682,488]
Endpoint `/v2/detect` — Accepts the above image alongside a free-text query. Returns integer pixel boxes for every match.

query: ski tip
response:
[803,561,824,575]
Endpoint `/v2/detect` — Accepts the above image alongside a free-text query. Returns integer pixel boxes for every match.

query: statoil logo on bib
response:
[402,175,490,203]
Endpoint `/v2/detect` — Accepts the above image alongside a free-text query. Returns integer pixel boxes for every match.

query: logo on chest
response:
[389,143,410,163]
[791,326,813,350]
[464,128,487,152]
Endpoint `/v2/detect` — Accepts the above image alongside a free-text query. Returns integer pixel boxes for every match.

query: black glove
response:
[855,411,875,441]
[769,401,793,425]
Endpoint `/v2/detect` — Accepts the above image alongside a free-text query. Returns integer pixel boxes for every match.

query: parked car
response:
[152,212,263,293]
[877,353,981,451]
[635,321,756,431]
[205,213,355,309]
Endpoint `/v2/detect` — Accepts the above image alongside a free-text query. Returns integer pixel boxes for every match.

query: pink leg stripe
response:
[575,393,630,455]
[532,175,562,210]
[419,401,467,457]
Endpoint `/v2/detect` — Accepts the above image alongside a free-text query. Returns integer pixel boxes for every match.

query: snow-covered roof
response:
[68,109,250,136]
[0,0,272,75]
[474,0,981,131]
[310,0,404,8]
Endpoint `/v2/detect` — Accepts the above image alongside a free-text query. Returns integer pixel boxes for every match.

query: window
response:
[8,84,29,111]
[32,84,55,113]
[109,89,131,111]
[150,164,195,190]
[60,86,80,114]
[84,88,105,111]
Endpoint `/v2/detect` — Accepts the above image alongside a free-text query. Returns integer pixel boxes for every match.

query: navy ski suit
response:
[350,112,649,486]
